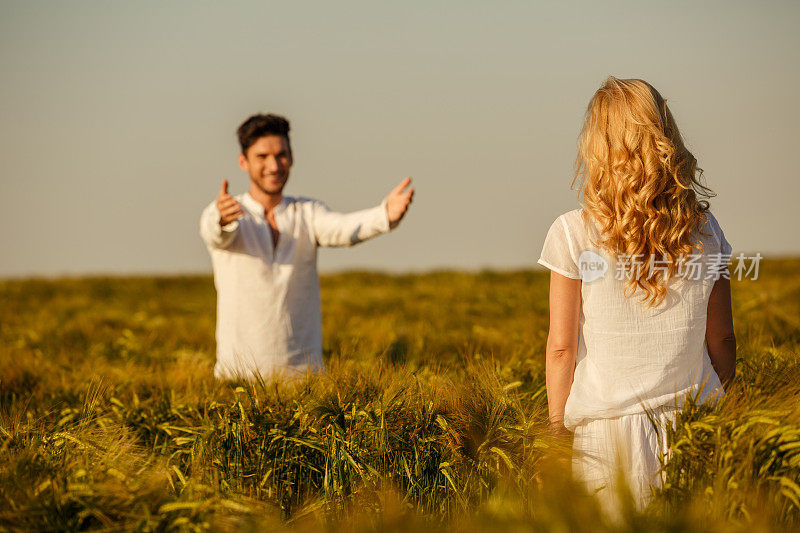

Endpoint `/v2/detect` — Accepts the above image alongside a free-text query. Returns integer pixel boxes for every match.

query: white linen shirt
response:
[538,209,732,430]
[200,192,390,379]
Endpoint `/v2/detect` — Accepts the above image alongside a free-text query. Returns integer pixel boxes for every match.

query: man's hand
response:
[216,179,244,227]
[385,177,414,229]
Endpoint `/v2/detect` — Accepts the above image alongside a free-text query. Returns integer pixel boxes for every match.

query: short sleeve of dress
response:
[538,215,581,279]
[707,212,733,257]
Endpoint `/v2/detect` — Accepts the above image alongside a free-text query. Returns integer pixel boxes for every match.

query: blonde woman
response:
[537,77,736,513]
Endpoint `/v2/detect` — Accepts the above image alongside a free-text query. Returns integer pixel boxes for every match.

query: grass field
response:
[1,259,799,532]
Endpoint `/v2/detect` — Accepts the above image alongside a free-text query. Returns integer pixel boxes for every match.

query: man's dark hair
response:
[236,114,291,155]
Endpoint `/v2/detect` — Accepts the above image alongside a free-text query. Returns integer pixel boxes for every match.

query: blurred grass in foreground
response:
[1,259,799,531]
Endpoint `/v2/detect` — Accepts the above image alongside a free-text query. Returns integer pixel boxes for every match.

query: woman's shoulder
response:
[541,209,599,258]
[557,208,598,240]
[695,209,732,254]
[543,209,586,241]
[698,209,723,232]
[563,208,583,223]
[546,208,584,229]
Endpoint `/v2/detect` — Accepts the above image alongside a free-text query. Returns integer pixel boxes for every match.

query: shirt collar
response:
[242,192,288,217]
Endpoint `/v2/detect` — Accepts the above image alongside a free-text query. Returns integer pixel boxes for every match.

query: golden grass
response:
[1,260,799,531]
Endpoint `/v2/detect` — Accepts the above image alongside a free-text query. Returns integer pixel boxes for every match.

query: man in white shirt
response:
[200,114,414,380]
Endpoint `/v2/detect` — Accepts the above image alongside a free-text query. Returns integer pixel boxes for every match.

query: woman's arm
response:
[545,271,582,432]
[706,277,736,388]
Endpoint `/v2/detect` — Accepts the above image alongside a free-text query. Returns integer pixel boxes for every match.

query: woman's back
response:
[539,208,731,428]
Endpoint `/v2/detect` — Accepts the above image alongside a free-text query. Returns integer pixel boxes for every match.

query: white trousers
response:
[572,407,678,518]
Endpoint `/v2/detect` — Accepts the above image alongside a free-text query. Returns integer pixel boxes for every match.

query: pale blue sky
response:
[1,1,798,277]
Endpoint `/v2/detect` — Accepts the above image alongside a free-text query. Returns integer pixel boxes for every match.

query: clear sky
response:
[1,0,798,277]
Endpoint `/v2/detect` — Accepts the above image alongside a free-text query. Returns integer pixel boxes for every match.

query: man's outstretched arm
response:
[312,177,414,247]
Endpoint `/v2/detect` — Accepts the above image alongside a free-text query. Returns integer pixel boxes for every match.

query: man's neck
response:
[248,185,283,214]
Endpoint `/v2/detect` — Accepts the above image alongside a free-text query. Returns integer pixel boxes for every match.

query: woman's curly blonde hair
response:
[572,77,715,308]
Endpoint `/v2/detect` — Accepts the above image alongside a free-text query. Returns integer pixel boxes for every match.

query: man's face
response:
[238,135,293,196]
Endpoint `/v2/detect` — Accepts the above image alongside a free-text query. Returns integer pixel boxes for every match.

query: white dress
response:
[537,208,732,514]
